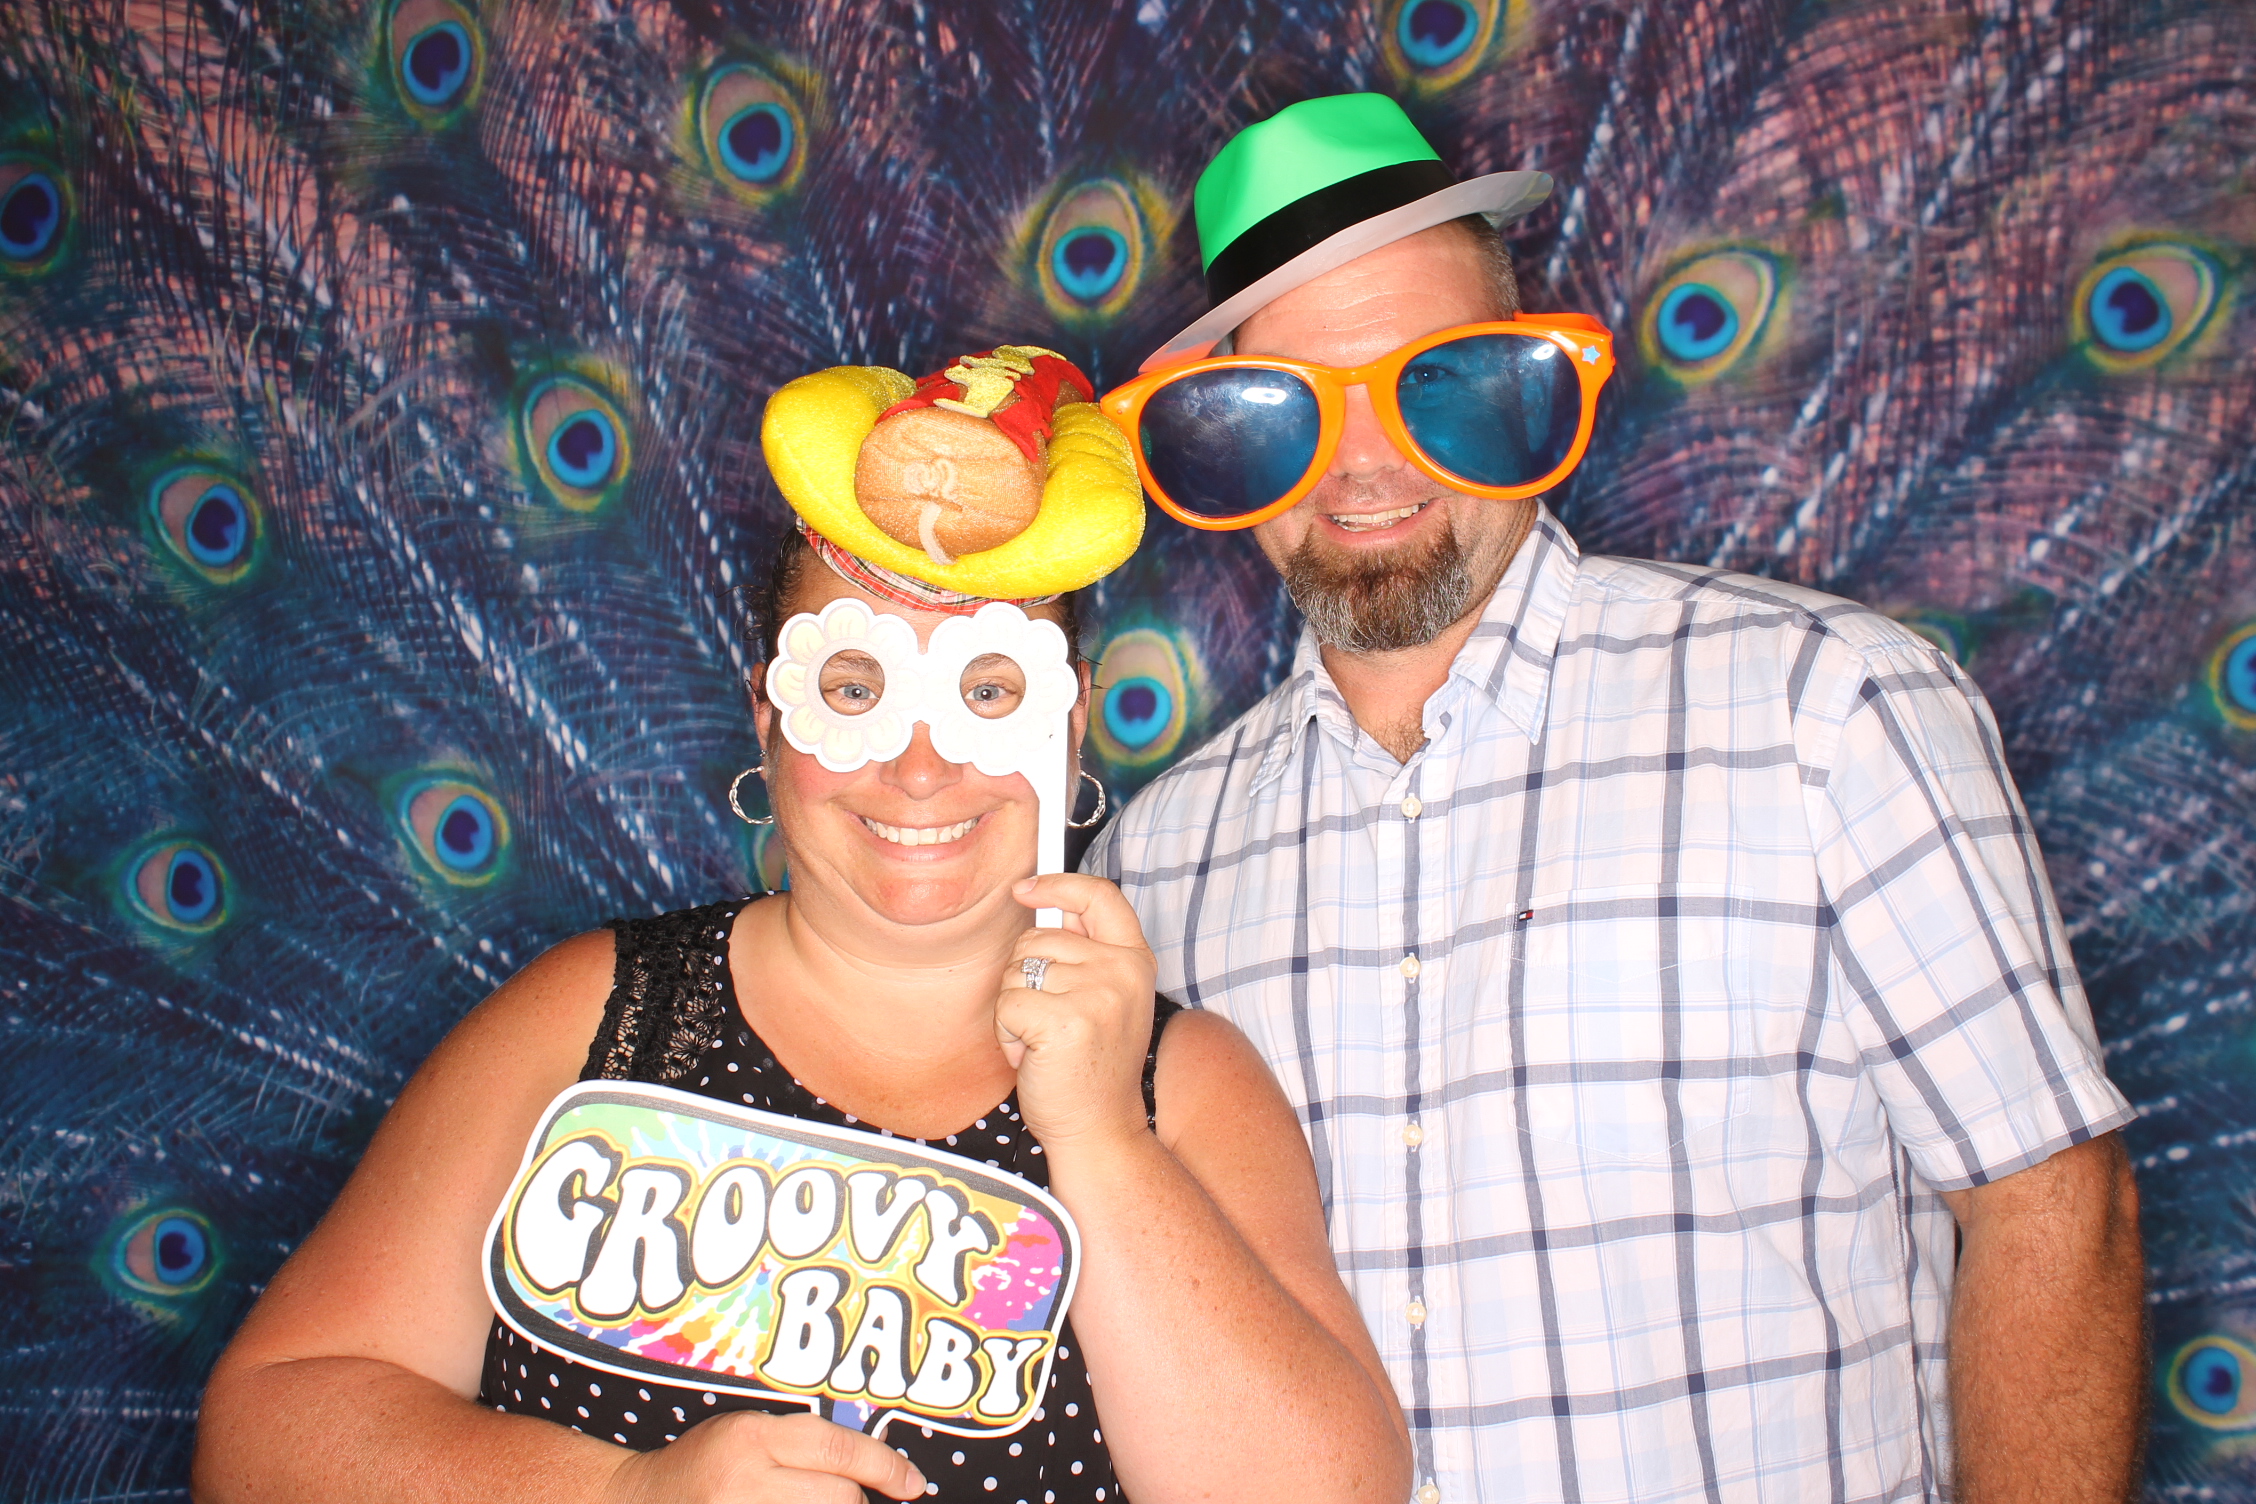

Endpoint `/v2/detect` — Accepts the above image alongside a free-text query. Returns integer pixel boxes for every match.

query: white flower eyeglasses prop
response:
[765,599,1082,926]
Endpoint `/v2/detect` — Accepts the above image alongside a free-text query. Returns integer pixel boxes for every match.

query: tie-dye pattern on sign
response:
[486,1082,1078,1439]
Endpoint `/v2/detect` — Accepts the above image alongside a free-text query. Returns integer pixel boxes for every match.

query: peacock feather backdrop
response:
[0,0,2250,1495]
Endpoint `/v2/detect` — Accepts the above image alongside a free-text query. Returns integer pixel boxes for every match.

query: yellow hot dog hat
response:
[761,345,1144,602]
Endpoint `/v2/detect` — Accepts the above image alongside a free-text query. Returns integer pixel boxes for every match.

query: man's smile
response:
[1328,500,1432,533]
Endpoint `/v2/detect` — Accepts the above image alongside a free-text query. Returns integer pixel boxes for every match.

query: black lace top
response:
[479,899,1179,1504]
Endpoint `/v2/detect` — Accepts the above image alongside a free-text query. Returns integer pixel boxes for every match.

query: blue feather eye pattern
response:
[1384,0,1518,89]
[398,776,510,884]
[1054,225,1127,303]
[149,467,262,583]
[387,0,484,122]
[1656,285,1738,362]
[125,840,230,933]
[2073,242,2225,373]
[110,1207,220,1300]
[519,376,631,511]
[0,155,69,270]
[697,65,809,203]
[1090,627,1196,769]
[1890,608,1974,666]
[1398,0,1479,67]
[2205,623,2256,732]
[1027,176,1161,324]
[2167,1336,2256,1430]
[1639,250,1784,386]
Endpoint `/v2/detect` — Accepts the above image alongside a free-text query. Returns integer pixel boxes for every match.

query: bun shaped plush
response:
[761,345,1144,599]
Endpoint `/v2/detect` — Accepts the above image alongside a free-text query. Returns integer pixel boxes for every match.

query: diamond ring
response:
[1020,955,1049,992]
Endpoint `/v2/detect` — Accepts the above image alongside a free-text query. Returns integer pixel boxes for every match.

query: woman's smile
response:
[856,811,986,848]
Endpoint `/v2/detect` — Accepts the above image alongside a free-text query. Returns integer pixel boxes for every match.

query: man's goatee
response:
[1283,522,1479,654]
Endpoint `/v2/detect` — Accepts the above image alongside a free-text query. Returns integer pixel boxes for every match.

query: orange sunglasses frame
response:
[1100,314,1616,532]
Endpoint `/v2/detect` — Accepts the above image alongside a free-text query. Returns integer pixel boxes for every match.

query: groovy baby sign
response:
[483,1081,1080,1438]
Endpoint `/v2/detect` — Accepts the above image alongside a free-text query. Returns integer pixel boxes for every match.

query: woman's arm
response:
[1002,875,1411,1504]
[192,930,923,1504]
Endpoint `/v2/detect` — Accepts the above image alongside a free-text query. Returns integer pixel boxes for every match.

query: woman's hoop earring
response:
[1067,769,1108,830]
[728,762,775,826]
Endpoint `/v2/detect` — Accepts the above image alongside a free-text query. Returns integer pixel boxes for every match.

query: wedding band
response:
[1020,956,1049,991]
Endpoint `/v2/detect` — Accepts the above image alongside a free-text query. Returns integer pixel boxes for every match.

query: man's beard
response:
[1282,515,1479,654]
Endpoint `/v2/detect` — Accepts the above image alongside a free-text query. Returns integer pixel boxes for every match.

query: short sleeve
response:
[1807,643,2132,1190]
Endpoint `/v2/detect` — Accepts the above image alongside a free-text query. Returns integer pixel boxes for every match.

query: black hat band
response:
[1202,158,1460,309]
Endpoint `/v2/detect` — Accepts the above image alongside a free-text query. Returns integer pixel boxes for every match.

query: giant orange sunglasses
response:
[1101,314,1615,531]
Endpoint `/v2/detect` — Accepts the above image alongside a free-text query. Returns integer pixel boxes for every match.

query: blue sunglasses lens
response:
[1397,333,1583,488]
[1139,368,1321,521]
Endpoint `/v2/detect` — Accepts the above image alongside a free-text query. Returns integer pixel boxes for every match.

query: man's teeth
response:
[1330,503,1425,532]
[860,816,979,847]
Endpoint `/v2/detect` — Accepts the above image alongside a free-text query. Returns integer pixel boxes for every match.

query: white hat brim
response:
[1140,169,1552,373]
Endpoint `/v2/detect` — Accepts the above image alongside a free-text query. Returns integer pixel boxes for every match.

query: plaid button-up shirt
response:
[1087,506,2130,1504]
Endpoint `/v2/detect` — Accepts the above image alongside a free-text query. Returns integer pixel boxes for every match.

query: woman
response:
[193,347,1409,1504]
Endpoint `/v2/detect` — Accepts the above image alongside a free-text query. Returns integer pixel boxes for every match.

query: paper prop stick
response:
[765,597,1078,927]
[484,1081,1082,1440]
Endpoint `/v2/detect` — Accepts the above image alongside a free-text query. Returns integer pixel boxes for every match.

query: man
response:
[1088,93,2144,1504]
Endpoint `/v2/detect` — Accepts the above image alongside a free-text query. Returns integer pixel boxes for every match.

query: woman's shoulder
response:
[436,925,620,1081]
[357,924,628,1168]
[583,895,765,1084]
[1149,999,1235,1052]
[602,895,756,954]
[1149,1003,1290,1140]
[407,898,764,1096]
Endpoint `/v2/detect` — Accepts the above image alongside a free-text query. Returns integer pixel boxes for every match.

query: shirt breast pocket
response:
[1513,884,1739,1168]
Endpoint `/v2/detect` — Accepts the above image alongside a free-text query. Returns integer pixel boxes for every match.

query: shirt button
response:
[1406,1299,1427,1327]
[1399,954,1421,979]
[1402,1121,1425,1148]
[1417,1487,1442,1504]
[1400,795,1422,818]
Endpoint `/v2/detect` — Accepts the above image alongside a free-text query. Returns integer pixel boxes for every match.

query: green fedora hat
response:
[1143,92,1550,371]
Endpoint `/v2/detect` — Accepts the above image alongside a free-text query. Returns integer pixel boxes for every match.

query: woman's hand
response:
[1000,872,1158,1152]
[605,1411,926,1504]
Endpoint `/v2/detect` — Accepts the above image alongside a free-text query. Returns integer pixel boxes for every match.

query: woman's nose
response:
[880,723,964,797]
[1330,382,1408,480]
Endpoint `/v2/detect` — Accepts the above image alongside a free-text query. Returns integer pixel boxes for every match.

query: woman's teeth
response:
[860,815,979,847]
[1330,502,1426,532]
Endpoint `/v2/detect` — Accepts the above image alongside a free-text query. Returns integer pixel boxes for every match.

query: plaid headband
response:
[798,521,1059,615]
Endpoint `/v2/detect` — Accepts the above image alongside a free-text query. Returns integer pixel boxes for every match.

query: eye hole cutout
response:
[126,840,230,932]
[149,468,261,582]
[0,156,68,268]
[399,778,509,884]
[960,652,1029,720]
[115,1207,219,1297]
[1090,627,1194,769]
[1035,180,1145,318]
[521,377,630,511]
[698,65,808,202]
[1639,250,1782,386]
[2074,243,2225,373]
[1384,0,1512,88]
[2168,1336,2256,1430]
[2207,622,2256,732]
[817,649,887,717]
[389,0,483,120]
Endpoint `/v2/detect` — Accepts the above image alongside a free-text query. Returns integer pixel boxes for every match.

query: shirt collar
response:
[1251,502,1582,792]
